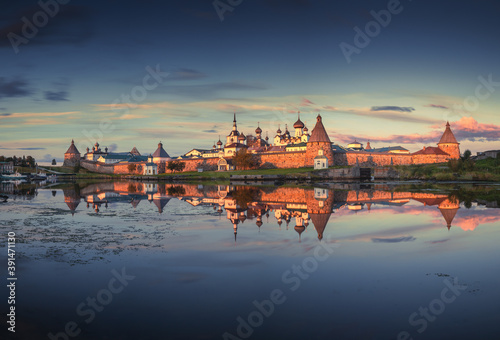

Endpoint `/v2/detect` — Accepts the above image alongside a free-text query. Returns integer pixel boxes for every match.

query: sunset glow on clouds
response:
[0,1,499,162]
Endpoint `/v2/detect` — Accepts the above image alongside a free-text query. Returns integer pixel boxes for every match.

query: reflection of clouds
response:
[372,236,416,243]
[453,214,500,231]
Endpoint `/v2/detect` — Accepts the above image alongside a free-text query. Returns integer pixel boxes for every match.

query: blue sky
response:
[1,0,499,163]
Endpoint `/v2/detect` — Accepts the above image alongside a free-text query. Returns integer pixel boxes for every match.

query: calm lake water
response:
[1,181,500,340]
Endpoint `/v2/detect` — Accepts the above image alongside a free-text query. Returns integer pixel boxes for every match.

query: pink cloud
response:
[425,104,449,109]
[299,98,315,106]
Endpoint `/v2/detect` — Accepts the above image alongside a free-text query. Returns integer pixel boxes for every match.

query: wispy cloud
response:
[0,147,46,150]
[371,106,415,113]
[159,81,268,99]
[168,68,207,81]
[44,90,70,101]
[372,236,416,243]
[300,98,315,106]
[425,104,449,110]
[2,111,78,118]
[0,77,32,99]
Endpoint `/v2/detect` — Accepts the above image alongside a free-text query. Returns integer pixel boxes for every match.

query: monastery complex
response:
[64,114,461,174]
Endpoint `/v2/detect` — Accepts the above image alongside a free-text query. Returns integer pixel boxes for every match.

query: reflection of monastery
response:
[64,114,461,174]
[62,183,465,241]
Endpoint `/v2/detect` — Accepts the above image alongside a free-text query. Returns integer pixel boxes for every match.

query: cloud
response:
[3,111,78,118]
[371,106,415,113]
[44,90,69,101]
[425,104,449,110]
[372,236,416,243]
[107,143,118,152]
[0,113,11,116]
[449,117,500,142]
[331,131,442,145]
[322,105,337,111]
[160,81,268,99]
[0,77,32,99]
[168,68,207,81]
[299,98,315,106]
[202,129,217,133]
[0,5,94,50]
[0,147,45,150]
[39,154,62,163]
[428,239,450,244]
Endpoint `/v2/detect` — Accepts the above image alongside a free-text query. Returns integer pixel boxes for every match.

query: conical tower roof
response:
[308,114,331,143]
[130,147,141,156]
[310,212,331,240]
[438,122,459,144]
[439,206,459,230]
[152,142,170,158]
[65,140,80,154]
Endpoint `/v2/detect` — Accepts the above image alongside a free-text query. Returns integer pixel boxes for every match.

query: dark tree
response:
[232,148,259,170]
[167,161,186,173]
[128,163,137,173]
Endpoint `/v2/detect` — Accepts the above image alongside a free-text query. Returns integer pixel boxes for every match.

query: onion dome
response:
[255,123,262,134]
[238,133,246,141]
[217,139,223,146]
[303,126,308,132]
[212,143,216,149]
[293,114,305,129]
[95,142,99,148]
[276,125,282,134]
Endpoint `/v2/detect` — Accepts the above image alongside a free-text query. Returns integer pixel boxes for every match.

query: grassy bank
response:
[394,158,500,181]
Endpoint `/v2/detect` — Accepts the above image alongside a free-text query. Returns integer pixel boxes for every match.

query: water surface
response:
[1,181,499,340]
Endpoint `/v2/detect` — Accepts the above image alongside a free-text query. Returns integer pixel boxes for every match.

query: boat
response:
[1,172,28,180]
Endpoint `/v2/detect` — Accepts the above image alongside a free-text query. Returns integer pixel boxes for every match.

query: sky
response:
[1,0,500,164]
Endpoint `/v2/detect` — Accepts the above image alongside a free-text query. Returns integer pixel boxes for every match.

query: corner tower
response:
[63,140,81,167]
[437,121,460,159]
[306,114,333,167]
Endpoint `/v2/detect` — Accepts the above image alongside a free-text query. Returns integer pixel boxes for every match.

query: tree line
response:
[0,155,36,168]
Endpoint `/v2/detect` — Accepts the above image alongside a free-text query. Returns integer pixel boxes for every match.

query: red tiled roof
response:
[438,122,459,144]
[412,146,449,156]
[308,114,331,143]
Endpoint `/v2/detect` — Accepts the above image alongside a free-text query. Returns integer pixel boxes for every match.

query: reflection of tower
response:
[153,196,171,214]
[62,186,81,216]
[307,187,334,240]
[226,206,244,241]
[294,212,306,242]
[294,225,305,242]
[438,198,460,230]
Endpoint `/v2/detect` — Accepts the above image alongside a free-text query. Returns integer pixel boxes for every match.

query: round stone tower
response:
[437,121,460,159]
[63,140,81,167]
[305,114,333,167]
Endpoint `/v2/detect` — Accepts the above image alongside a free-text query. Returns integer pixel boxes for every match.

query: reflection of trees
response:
[128,183,137,193]
[167,185,186,196]
[232,187,260,209]
[449,187,500,209]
